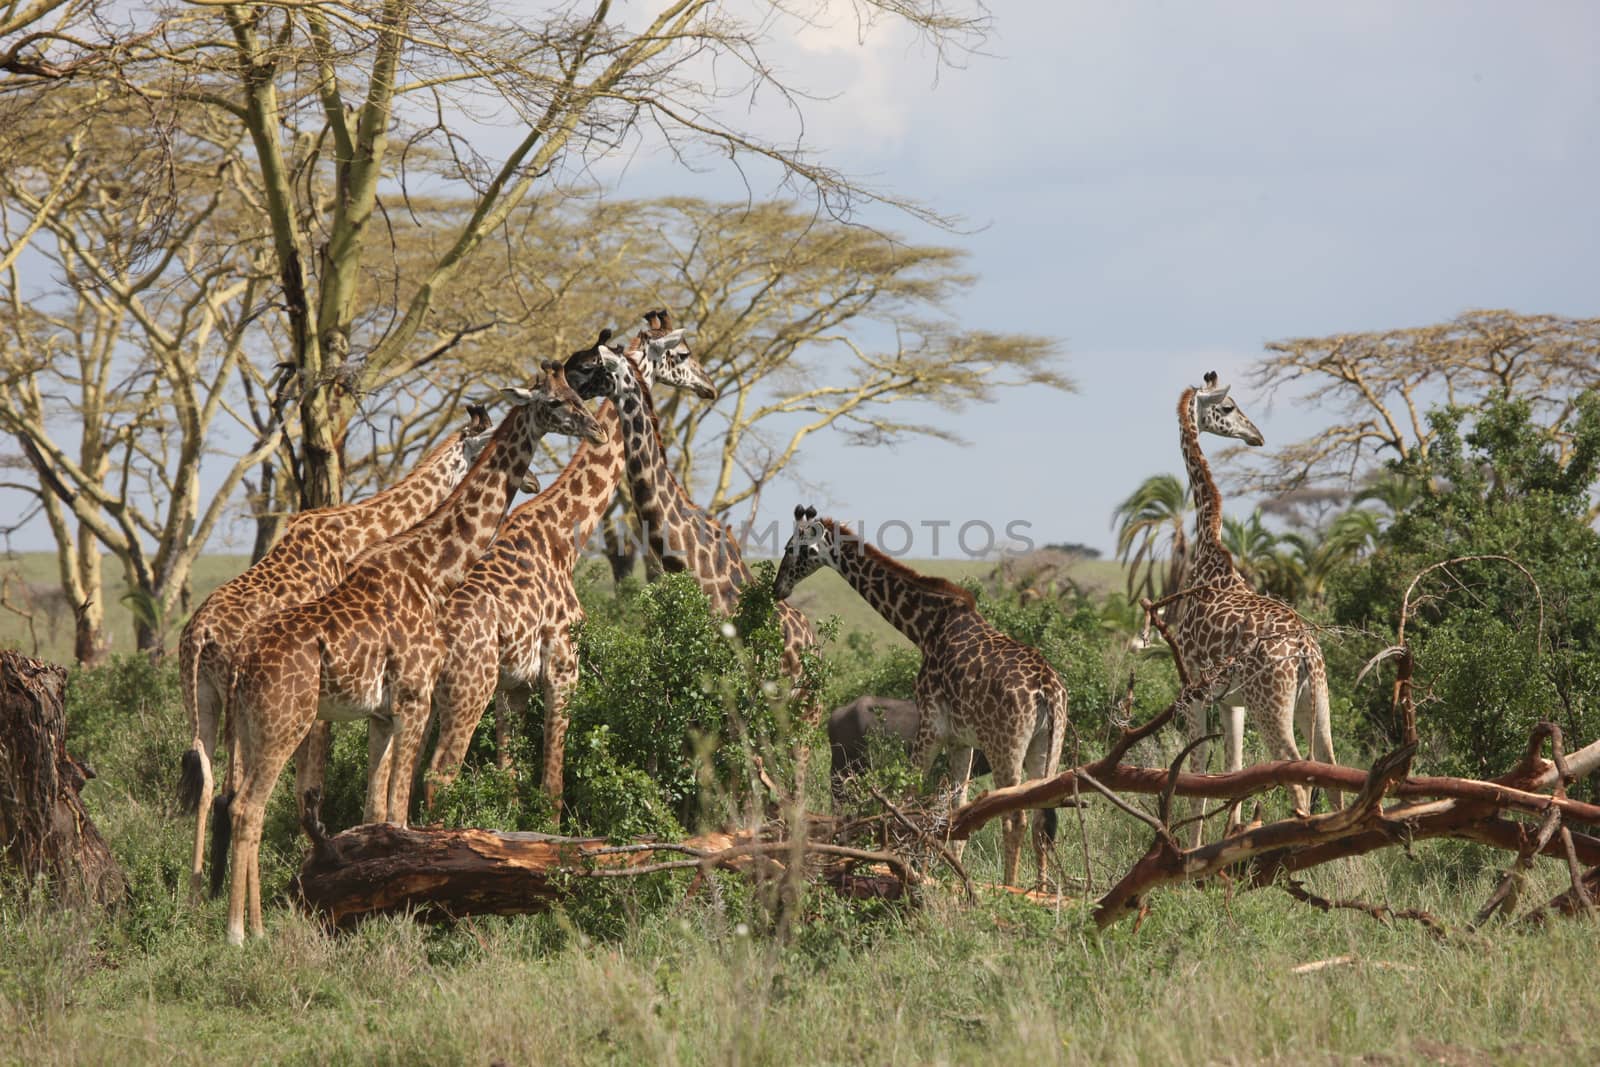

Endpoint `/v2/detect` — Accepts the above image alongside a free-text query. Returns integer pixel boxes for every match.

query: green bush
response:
[1328,392,1600,784]
[560,564,821,837]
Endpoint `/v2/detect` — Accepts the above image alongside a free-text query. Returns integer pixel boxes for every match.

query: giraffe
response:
[1170,371,1339,844]
[773,507,1068,887]
[563,323,820,709]
[218,364,606,943]
[175,405,508,897]
[415,316,719,819]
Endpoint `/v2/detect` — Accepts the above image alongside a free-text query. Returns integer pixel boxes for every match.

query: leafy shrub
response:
[559,565,820,837]
[1328,392,1600,784]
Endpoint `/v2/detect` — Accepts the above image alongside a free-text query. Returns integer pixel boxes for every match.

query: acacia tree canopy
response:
[1230,309,1600,499]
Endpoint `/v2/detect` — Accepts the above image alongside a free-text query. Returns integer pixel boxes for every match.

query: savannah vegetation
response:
[1,3,1597,1065]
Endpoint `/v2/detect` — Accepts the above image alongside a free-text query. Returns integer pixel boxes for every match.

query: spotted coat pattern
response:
[579,337,819,715]
[218,368,605,944]
[773,514,1067,887]
[174,407,496,895]
[417,317,721,818]
[1170,380,1339,841]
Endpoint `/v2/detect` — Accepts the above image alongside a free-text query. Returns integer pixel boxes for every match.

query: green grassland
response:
[2,554,1592,1065]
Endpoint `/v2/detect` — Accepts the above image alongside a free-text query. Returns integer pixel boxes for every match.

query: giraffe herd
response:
[175,314,1336,943]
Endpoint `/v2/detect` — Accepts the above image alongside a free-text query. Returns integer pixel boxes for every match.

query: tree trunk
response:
[290,822,752,929]
[0,650,126,908]
[71,529,107,666]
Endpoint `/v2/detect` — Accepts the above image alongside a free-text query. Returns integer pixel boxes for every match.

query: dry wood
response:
[289,792,918,929]
[0,650,125,907]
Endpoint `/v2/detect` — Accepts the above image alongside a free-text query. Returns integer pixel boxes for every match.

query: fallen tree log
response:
[948,738,1600,842]
[945,718,1600,930]
[289,798,919,928]
[0,650,125,907]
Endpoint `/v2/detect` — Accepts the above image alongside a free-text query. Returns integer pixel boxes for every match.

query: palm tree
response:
[1222,510,1311,604]
[1112,473,1190,603]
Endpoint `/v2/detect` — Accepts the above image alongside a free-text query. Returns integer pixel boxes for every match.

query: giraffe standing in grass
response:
[417,317,719,817]
[218,366,605,943]
[773,507,1067,888]
[564,319,820,710]
[175,406,501,896]
[1171,372,1339,843]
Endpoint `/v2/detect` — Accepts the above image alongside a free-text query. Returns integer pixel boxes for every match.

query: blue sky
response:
[684,0,1600,557]
[6,1,1598,560]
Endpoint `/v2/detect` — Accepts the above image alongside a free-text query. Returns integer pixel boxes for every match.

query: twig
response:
[1281,880,1448,938]
[868,785,974,904]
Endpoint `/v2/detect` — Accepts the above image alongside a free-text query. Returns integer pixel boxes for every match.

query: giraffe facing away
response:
[218,365,606,943]
[175,405,506,897]
[564,324,820,707]
[416,317,719,818]
[1171,372,1339,843]
[773,507,1068,888]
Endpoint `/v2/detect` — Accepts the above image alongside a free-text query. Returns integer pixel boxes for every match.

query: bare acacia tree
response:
[1230,309,1600,496]
[119,0,988,512]
[0,92,283,655]
[317,195,1068,576]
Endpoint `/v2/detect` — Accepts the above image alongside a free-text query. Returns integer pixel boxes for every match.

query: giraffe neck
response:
[504,402,625,552]
[344,430,472,543]
[611,355,751,596]
[828,524,970,648]
[1177,388,1241,588]
[390,405,543,586]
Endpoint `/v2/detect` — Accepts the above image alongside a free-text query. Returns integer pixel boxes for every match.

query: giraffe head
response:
[500,360,609,447]
[1193,371,1264,446]
[563,314,717,401]
[635,309,717,400]
[459,403,540,493]
[773,505,831,599]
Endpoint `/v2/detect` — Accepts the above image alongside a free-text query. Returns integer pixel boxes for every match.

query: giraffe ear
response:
[500,385,535,405]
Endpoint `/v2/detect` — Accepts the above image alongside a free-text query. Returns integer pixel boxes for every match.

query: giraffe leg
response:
[424,638,498,812]
[541,634,578,820]
[364,711,398,825]
[385,689,433,827]
[1023,725,1058,890]
[1252,665,1309,818]
[1296,657,1342,812]
[944,746,975,863]
[1183,698,1213,848]
[1222,703,1246,833]
[227,727,298,945]
[292,721,332,826]
[187,673,222,899]
[990,757,1025,888]
[498,685,532,777]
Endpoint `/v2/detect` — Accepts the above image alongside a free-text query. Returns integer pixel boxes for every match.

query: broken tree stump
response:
[0,649,126,907]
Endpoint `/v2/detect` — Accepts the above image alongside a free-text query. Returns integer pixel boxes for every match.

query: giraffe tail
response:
[177,634,209,815]
[1039,686,1068,842]
[207,665,243,899]
[209,792,232,899]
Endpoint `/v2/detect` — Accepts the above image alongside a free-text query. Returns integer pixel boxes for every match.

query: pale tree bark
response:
[0,95,285,655]
[123,0,987,509]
